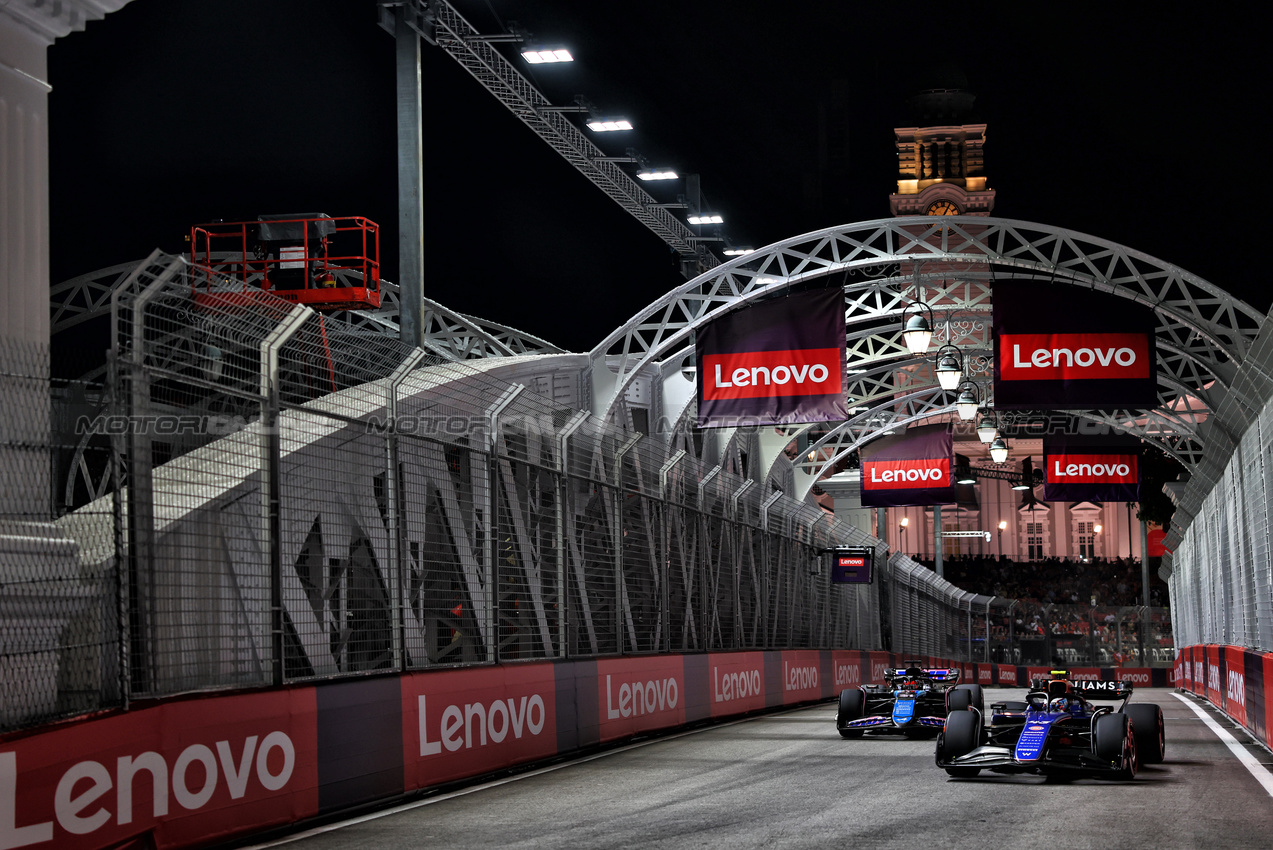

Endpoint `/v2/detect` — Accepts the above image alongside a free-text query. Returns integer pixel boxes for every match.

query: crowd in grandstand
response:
[912,554,1168,608]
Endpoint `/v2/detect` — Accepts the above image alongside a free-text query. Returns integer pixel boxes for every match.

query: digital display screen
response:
[831,549,873,584]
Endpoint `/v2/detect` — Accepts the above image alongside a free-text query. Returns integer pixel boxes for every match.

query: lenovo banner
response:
[695,288,847,427]
[993,281,1157,410]
[0,689,319,850]
[402,663,559,791]
[1042,433,1141,502]
[860,424,957,507]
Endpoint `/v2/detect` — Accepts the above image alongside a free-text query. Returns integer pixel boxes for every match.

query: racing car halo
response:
[935,669,1166,779]
[836,662,983,738]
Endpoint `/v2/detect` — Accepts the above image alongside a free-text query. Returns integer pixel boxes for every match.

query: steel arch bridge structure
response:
[31,216,1271,733]
[588,216,1263,501]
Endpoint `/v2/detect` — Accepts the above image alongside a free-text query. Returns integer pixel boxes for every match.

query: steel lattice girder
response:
[590,217,1263,484]
[426,1,718,271]
[50,258,563,363]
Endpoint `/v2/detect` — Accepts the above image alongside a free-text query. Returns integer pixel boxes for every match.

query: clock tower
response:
[888,79,995,217]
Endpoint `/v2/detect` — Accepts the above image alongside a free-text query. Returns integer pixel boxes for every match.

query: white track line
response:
[239,712,774,848]
[1172,692,1273,798]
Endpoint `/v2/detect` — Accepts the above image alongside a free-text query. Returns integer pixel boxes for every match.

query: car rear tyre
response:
[955,683,984,713]
[1123,703,1165,764]
[1094,712,1137,779]
[838,688,865,738]
[939,709,981,760]
[947,688,972,712]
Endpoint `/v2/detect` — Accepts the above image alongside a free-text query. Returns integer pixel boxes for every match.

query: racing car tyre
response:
[837,688,865,738]
[1123,703,1165,764]
[938,709,981,760]
[954,683,984,713]
[947,688,972,712]
[1094,712,1137,779]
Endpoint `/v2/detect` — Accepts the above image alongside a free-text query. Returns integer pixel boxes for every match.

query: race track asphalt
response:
[242,688,1273,849]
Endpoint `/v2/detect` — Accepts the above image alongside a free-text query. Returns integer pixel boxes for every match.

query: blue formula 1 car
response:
[935,670,1165,779]
[837,662,983,738]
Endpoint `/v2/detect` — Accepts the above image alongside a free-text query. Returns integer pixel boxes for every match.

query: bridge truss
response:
[589,217,1263,497]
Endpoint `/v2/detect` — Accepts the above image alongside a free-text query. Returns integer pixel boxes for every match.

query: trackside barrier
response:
[1175,645,1272,748]
[0,651,1173,850]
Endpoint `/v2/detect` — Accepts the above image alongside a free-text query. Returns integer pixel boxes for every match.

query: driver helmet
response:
[1049,696,1069,713]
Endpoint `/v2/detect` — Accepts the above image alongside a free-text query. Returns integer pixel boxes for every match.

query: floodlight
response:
[586,119,633,132]
[522,48,573,63]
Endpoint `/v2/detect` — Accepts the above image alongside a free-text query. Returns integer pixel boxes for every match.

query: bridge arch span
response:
[592,216,1263,498]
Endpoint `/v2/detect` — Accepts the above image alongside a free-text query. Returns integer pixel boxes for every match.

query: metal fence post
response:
[659,450,686,653]
[697,466,720,650]
[386,349,426,670]
[114,259,182,697]
[729,480,754,649]
[485,384,525,663]
[260,304,314,686]
[557,410,590,657]
[613,433,642,654]
[760,491,783,650]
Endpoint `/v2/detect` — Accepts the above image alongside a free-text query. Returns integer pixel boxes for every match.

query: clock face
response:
[926,200,960,216]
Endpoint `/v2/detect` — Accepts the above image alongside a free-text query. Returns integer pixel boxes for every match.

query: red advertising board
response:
[830,651,866,692]
[402,663,558,791]
[1206,645,1224,705]
[998,333,1152,381]
[1024,666,1102,683]
[707,652,767,718]
[594,656,686,743]
[1224,646,1249,727]
[779,650,825,704]
[0,689,318,850]
[1265,654,1273,749]
[867,652,894,686]
[701,348,843,401]
[995,665,1018,685]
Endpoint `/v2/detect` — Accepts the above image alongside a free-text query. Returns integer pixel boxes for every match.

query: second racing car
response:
[935,669,1166,779]
[836,662,982,738]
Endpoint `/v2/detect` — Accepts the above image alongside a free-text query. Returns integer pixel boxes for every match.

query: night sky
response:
[47,1,1268,359]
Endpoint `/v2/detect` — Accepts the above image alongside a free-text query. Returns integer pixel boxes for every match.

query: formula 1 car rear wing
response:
[886,666,960,685]
[1028,671,1135,701]
[1071,679,1135,700]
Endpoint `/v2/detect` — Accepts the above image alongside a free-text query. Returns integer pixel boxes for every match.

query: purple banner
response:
[993,281,1157,410]
[860,424,957,508]
[695,288,846,428]
[1041,433,1141,502]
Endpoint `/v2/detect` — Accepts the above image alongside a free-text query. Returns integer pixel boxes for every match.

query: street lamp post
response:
[900,516,910,556]
[998,519,1007,559]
